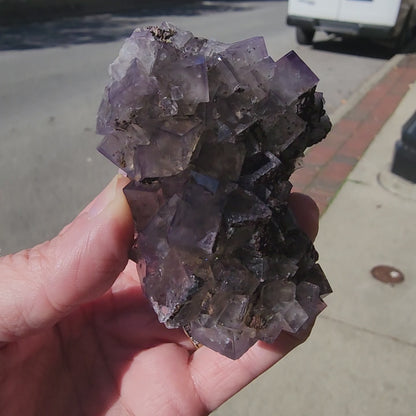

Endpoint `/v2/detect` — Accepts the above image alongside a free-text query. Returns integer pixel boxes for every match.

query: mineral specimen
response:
[97,22,332,359]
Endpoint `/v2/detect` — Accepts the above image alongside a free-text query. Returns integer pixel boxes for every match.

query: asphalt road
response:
[0,1,393,254]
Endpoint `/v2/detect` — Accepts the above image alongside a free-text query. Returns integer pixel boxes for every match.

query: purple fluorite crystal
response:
[97,22,332,359]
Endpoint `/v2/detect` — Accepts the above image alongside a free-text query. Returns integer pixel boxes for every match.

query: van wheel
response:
[394,10,412,52]
[296,27,315,45]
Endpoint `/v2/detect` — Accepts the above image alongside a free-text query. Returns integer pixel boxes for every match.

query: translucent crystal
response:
[97,23,332,359]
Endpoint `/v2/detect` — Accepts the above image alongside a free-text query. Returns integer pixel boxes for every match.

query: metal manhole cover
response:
[371,265,404,285]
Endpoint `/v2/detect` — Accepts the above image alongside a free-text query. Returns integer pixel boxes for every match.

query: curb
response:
[292,53,416,215]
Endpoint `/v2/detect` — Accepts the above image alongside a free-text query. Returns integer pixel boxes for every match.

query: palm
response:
[2,192,318,416]
[5,261,303,416]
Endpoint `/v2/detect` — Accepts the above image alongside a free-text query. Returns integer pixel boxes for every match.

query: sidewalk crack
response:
[321,315,416,348]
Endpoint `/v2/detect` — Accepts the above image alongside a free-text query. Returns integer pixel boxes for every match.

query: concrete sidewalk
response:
[214,55,416,415]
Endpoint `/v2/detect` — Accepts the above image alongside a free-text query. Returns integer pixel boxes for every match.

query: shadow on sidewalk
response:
[0,1,250,51]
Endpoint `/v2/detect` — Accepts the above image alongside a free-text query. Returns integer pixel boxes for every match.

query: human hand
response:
[0,175,319,416]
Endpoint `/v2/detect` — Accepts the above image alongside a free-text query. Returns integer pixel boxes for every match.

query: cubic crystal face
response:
[97,22,332,359]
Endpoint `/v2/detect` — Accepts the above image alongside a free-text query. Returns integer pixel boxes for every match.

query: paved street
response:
[0,1,391,254]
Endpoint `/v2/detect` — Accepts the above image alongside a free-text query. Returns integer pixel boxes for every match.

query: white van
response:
[287,0,416,48]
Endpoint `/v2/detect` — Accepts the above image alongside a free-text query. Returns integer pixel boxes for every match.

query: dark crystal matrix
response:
[97,23,332,359]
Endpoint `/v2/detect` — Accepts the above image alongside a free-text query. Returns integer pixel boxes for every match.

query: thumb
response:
[0,175,133,342]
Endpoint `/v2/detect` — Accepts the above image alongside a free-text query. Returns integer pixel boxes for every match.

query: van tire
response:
[296,27,315,45]
[394,10,412,52]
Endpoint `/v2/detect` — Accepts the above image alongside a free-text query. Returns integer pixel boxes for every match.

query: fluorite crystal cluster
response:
[97,23,332,359]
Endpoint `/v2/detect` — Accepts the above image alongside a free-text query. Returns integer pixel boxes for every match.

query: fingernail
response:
[88,175,121,218]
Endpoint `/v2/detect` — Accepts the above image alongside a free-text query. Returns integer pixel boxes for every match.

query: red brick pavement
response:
[292,53,416,215]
